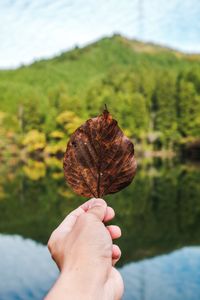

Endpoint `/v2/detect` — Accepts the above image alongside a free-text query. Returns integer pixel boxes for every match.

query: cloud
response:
[0,0,200,68]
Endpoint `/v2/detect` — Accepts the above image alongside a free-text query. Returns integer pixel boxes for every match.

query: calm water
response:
[0,157,200,299]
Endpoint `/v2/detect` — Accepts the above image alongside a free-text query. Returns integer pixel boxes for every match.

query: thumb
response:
[87,198,107,221]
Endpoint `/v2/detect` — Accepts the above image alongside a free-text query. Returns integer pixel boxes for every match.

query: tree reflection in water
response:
[0,158,200,265]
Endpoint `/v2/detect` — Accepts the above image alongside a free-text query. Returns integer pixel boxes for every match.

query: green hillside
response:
[0,34,200,158]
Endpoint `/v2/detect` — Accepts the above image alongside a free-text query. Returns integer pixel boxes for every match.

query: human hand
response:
[46,198,124,300]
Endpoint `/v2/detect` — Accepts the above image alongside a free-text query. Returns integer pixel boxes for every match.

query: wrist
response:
[45,267,104,300]
[61,270,102,299]
[61,255,108,285]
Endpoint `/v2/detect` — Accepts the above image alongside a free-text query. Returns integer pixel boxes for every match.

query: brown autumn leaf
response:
[63,107,137,198]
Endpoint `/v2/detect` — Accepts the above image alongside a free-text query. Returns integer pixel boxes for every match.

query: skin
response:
[45,198,124,300]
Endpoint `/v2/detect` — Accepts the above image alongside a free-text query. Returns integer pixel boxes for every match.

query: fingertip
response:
[89,198,107,207]
[107,225,121,239]
[104,206,115,222]
[81,198,107,211]
[112,244,121,266]
[86,198,107,220]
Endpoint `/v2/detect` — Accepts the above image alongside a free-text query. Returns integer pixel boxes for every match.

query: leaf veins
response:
[63,107,137,198]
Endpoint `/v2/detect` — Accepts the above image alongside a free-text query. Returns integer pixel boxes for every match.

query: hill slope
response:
[0,34,199,112]
[0,35,200,154]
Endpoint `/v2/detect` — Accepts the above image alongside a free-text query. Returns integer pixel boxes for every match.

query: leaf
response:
[63,107,137,198]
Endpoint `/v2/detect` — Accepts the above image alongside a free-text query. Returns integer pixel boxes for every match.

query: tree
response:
[152,71,179,148]
[177,79,200,137]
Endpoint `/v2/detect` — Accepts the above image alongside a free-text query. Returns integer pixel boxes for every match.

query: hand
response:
[45,198,124,300]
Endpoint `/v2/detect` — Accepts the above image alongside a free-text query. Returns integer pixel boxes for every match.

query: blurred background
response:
[0,1,200,299]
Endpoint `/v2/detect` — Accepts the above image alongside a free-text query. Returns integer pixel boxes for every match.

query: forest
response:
[0,35,200,265]
[0,34,200,161]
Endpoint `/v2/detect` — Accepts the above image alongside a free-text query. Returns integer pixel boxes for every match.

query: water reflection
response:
[0,234,58,300]
[0,159,200,266]
[1,234,200,300]
[122,248,200,300]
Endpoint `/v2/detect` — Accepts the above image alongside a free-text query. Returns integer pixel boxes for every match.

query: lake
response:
[0,157,200,300]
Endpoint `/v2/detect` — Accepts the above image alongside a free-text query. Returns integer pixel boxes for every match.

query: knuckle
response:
[47,240,57,260]
[47,230,65,262]
[47,231,57,252]
[47,239,53,253]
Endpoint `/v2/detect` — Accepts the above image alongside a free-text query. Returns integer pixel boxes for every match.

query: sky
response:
[0,0,200,69]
